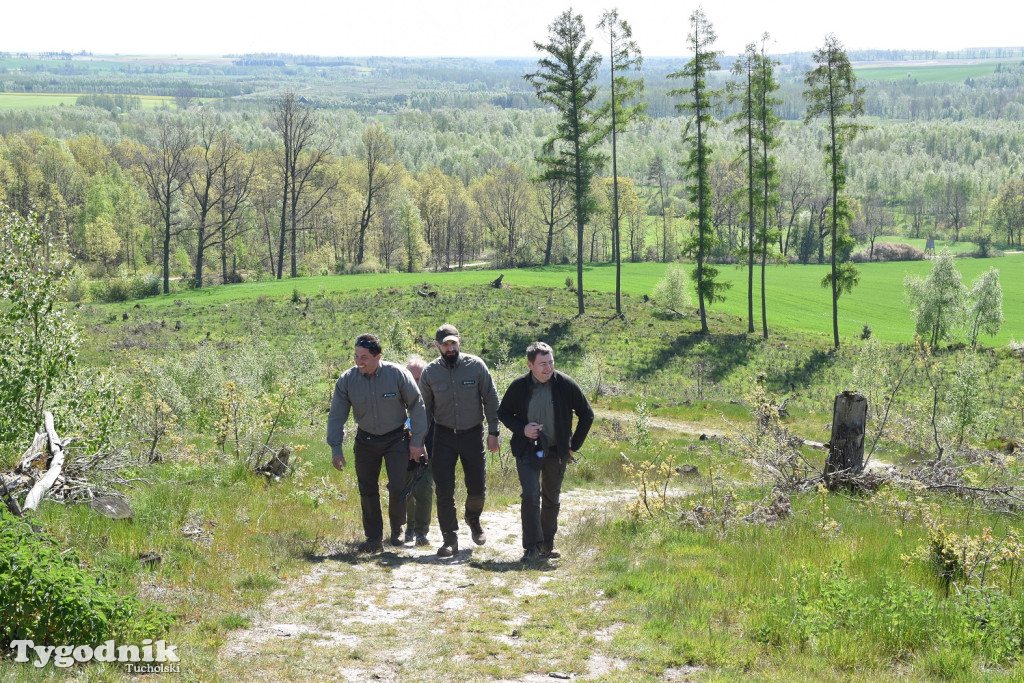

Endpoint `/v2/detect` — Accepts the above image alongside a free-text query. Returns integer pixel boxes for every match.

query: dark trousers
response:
[405,465,434,534]
[516,451,567,550]
[431,424,486,536]
[354,430,409,542]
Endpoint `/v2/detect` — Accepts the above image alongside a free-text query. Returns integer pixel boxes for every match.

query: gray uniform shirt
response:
[418,353,500,433]
[326,360,427,456]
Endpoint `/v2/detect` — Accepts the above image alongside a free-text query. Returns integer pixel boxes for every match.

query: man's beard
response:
[443,350,459,367]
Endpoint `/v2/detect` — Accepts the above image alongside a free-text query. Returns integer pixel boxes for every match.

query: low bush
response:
[851,241,926,262]
[89,274,160,302]
[0,507,174,649]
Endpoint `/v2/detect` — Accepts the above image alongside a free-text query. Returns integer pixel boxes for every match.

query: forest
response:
[1,41,1024,300]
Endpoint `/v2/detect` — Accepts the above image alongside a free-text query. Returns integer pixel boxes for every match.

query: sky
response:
[5,0,1023,58]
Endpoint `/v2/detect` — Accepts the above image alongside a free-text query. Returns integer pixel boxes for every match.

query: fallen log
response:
[22,412,66,512]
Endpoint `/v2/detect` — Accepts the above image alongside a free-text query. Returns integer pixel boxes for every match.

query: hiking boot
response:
[437,534,458,558]
[357,539,383,554]
[390,529,404,547]
[468,521,487,546]
[541,543,561,559]
[415,533,430,547]
[404,527,415,543]
[521,546,542,563]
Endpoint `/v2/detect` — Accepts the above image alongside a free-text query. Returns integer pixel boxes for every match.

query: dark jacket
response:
[497,370,594,460]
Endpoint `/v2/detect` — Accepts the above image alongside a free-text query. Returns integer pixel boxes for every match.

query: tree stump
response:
[825,391,867,484]
[490,273,504,288]
[256,446,290,478]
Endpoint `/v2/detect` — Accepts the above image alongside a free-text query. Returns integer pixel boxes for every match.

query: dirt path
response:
[217,488,655,682]
[593,407,728,439]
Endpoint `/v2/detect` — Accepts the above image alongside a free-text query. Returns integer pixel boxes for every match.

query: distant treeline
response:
[3,49,1024,120]
[75,93,143,114]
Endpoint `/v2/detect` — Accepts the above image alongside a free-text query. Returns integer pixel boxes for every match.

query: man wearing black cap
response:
[418,324,500,558]
[327,333,428,554]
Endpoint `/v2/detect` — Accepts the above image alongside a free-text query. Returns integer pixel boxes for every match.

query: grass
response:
[0,92,181,110]
[5,271,1024,679]
[106,253,1024,346]
[586,487,1024,680]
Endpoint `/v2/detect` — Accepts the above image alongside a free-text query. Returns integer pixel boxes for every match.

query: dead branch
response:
[22,412,66,511]
[0,474,23,516]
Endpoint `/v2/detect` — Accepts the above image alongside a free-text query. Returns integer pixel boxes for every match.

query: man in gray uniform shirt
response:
[418,324,500,558]
[328,333,427,554]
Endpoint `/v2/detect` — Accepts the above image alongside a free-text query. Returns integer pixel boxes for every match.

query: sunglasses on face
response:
[355,338,380,354]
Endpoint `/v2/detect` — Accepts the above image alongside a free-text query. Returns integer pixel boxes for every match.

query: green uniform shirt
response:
[419,353,500,433]
[326,360,427,456]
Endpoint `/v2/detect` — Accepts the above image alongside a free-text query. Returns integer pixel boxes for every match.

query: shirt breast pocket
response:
[434,382,450,393]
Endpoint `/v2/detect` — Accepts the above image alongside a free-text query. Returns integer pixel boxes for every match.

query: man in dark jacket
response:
[497,341,594,562]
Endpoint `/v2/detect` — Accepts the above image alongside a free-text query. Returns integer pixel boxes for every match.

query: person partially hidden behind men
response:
[418,324,500,558]
[403,354,435,547]
[498,341,594,562]
[327,333,427,553]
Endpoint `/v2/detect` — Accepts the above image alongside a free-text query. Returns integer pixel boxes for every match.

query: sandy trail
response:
[218,488,640,682]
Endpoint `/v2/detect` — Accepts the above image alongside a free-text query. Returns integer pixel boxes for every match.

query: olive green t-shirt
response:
[527,374,556,447]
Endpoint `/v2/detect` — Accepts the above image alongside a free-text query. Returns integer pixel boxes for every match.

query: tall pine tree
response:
[526,10,604,316]
[669,9,729,334]
[598,8,646,318]
[804,34,865,349]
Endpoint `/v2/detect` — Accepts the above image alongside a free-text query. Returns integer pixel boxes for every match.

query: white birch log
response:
[22,412,65,512]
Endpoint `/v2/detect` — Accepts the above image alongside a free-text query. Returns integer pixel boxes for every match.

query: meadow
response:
[0,92,179,110]
[116,254,1024,346]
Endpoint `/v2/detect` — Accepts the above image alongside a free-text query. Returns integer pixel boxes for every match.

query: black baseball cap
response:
[435,324,460,344]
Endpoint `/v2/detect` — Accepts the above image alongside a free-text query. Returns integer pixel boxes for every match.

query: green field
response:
[126,255,1024,347]
[854,61,1014,83]
[0,92,179,110]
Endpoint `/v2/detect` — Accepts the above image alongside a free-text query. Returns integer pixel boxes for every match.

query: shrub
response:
[0,508,174,648]
[0,208,79,458]
[63,268,89,303]
[652,264,692,316]
[352,260,385,275]
[851,242,926,262]
[89,274,160,302]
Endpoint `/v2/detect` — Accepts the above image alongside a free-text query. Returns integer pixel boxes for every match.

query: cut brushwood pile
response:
[1,411,141,516]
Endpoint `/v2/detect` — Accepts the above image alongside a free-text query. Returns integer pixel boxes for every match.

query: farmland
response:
[0,91,177,110]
